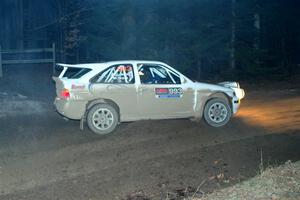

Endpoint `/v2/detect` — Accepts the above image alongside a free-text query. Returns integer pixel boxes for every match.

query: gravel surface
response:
[0,78,299,200]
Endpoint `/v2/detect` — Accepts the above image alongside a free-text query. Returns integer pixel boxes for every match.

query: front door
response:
[137,63,194,119]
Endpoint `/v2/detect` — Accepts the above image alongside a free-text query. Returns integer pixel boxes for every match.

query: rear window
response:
[63,67,92,79]
[53,65,64,77]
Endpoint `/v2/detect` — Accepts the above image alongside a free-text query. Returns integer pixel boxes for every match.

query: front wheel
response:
[203,98,232,127]
[87,104,119,135]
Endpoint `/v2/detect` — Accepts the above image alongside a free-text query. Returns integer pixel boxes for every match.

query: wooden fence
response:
[0,43,56,77]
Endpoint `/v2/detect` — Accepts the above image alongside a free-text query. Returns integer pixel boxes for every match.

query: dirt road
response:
[0,87,299,200]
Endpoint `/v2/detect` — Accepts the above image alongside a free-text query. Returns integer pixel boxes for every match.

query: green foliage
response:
[235,0,300,80]
[83,0,233,80]
[2,0,298,80]
[83,0,300,80]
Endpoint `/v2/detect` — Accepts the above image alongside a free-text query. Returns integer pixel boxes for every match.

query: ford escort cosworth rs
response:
[53,60,245,135]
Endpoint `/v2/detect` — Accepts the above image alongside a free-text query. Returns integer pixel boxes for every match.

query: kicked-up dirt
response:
[0,84,299,200]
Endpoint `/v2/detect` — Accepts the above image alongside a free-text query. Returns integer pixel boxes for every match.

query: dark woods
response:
[1,0,299,81]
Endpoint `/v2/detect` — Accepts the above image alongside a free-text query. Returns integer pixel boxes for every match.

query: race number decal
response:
[155,88,183,98]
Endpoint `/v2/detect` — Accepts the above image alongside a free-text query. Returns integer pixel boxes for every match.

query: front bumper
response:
[231,87,244,114]
[231,88,245,114]
[231,96,241,114]
[54,97,87,120]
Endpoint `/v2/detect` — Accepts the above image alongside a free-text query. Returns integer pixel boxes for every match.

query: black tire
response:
[87,104,119,135]
[203,98,232,127]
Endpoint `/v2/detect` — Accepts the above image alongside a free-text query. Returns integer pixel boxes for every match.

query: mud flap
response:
[80,110,87,131]
[80,117,84,131]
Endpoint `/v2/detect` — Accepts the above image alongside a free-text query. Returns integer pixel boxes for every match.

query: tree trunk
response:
[56,0,65,62]
[197,57,202,81]
[253,4,261,68]
[254,12,261,50]
[230,0,236,70]
[20,0,24,49]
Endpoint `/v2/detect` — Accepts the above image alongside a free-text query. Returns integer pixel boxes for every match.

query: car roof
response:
[57,60,169,70]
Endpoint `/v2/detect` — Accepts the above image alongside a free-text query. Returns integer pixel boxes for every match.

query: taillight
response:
[60,89,70,99]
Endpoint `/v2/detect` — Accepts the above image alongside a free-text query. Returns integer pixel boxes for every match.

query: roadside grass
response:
[194,160,300,200]
[124,160,300,200]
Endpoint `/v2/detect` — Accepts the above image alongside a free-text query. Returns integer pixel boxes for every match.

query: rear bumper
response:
[54,97,86,120]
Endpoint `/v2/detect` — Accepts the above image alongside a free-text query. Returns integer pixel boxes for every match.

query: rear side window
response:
[92,64,135,84]
[63,67,91,79]
[53,65,64,77]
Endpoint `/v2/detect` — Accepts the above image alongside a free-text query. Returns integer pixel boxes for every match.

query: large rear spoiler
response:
[53,63,93,80]
[56,63,83,68]
[53,63,82,78]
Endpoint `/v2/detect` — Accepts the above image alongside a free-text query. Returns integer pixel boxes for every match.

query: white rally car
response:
[53,60,245,134]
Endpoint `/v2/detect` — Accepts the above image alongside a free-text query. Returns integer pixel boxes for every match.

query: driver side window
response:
[138,64,181,84]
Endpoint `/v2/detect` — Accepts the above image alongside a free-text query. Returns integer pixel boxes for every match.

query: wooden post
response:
[52,43,56,73]
[0,45,2,77]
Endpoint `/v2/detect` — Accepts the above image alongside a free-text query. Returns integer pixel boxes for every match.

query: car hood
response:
[191,81,247,99]
[193,82,234,93]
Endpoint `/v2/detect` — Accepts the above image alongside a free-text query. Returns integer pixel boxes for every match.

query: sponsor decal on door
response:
[155,88,183,98]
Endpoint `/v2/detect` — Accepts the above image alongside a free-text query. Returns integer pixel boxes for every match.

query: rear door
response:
[89,63,138,121]
[137,63,194,119]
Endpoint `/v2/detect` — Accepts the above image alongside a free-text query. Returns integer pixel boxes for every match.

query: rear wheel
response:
[203,98,231,127]
[87,104,118,135]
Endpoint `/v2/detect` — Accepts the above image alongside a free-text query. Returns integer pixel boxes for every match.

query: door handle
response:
[139,87,150,94]
[138,88,143,94]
